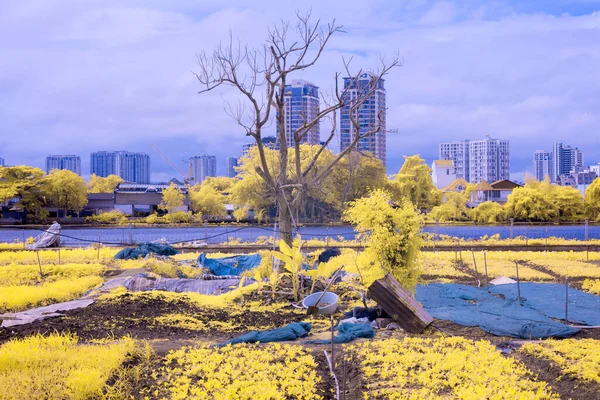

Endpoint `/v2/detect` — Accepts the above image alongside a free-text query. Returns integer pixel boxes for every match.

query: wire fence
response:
[0,222,599,247]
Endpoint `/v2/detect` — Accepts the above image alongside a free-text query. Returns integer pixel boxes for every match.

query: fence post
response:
[226,225,230,247]
[36,250,43,280]
[435,219,439,235]
[510,219,514,240]
[129,221,133,245]
[515,261,521,304]
[584,219,589,241]
[565,276,569,322]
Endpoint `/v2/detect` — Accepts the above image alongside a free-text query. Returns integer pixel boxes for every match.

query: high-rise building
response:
[189,155,216,184]
[533,150,553,182]
[439,141,470,181]
[0,157,4,167]
[45,155,81,175]
[439,136,510,183]
[90,151,150,183]
[226,157,239,178]
[552,143,584,182]
[340,73,387,166]
[276,80,320,148]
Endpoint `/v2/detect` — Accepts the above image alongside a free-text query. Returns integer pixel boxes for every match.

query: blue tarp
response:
[306,322,375,344]
[414,283,600,339]
[217,322,311,347]
[114,243,179,260]
[198,253,262,276]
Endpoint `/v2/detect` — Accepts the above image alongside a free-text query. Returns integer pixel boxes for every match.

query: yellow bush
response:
[0,247,118,265]
[582,279,600,295]
[0,276,103,312]
[161,343,320,400]
[348,337,556,399]
[0,333,135,400]
[0,263,105,286]
[522,339,600,384]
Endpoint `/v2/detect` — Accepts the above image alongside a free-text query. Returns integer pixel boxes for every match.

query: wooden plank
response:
[367,274,433,333]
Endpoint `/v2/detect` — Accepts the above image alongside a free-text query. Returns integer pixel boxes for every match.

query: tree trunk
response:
[277,195,293,246]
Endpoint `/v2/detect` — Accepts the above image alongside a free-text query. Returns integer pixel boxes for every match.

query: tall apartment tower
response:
[439,136,510,183]
[439,140,470,181]
[189,155,217,184]
[90,151,150,183]
[552,143,584,181]
[276,80,320,148]
[0,157,4,167]
[340,74,387,166]
[226,157,239,178]
[45,155,81,175]
[533,150,553,181]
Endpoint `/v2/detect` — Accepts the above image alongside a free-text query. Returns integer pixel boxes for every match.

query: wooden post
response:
[97,235,101,260]
[36,251,43,280]
[330,315,335,367]
[367,274,433,333]
[483,251,489,288]
[515,261,521,303]
[565,276,569,322]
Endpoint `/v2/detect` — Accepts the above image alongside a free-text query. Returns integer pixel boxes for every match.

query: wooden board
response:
[368,274,433,333]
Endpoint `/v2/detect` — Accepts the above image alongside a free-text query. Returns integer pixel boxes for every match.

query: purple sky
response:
[1,0,599,182]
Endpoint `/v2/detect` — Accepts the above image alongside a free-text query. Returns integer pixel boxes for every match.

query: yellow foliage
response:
[0,263,105,286]
[522,339,600,384]
[348,337,556,399]
[0,247,117,265]
[161,343,321,400]
[0,333,136,400]
[0,276,103,312]
[582,279,600,295]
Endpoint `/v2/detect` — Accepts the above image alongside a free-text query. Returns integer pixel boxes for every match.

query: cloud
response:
[0,0,599,180]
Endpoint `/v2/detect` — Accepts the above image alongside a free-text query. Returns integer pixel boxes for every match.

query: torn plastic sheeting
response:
[216,322,312,347]
[122,273,254,295]
[114,243,179,260]
[26,222,61,249]
[305,322,375,344]
[415,283,581,339]
[197,253,261,276]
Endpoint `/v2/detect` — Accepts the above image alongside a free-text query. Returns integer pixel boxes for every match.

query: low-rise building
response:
[114,183,190,215]
[469,179,521,206]
[431,160,456,189]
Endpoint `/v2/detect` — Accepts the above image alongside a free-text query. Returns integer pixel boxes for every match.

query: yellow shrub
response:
[582,279,600,295]
[0,276,103,312]
[0,333,135,400]
[0,248,118,265]
[0,263,105,286]
[522,339,600,384]
[348,337,557,399]
[161,343,320,400]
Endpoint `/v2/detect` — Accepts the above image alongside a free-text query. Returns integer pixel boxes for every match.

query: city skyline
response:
[1,1,600,181]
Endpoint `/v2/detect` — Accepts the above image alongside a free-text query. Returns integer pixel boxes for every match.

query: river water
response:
[0,224,598,246]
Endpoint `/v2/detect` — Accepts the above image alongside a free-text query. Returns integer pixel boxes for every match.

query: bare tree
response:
[195,11,400,245]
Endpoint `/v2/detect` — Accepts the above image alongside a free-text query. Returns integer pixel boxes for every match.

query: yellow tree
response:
[159,183,185,214]
[505,187,558,222]
[46,169,88,217]
[189,183,227,218]
[88,174,124,193]
[0,166,49,222]
[203,177,237,194]
[393,155,441,210]
[429,192,469,222]
[585,178,600,221]
[343,190,422,289]
[470,201,507,224]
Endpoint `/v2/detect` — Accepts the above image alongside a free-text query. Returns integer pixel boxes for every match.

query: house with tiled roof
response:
[469,179,522,206]
[441,178,469,193]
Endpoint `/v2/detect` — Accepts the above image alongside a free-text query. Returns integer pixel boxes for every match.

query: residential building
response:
[242,136,277,155]
[45,155,81,175]
[226,157,239,178]
[340,73,387,166]
[589,163,600,176]
[113,183,189,215]
[439,136,510,183]
[0,157,4,167]
[533,150,552,182]
[552,142,584,182]
[90,151,150,183]
[431,160,456,189]
[276,80,320,148]
[469,179,521,206]
[439,141,470,181]
[189,155,216,184]
[441,178,469,193]
[558,169,597,187]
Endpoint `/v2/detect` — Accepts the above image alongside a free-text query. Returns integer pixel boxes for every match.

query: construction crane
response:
[150,144,194,185]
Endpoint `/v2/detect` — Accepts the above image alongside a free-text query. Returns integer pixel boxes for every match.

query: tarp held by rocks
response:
[114,243,179,260]
[415,282,600,339]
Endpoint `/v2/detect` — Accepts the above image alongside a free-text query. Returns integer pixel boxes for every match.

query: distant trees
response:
[189,183,227,219]
[470,201,507,224]
[88,174,123,193]
[159,183,185,214]
[46,169,88,217]
[0,166,49,222]
[429,192,469,222]
[392,155,441,210]
[586,178,600,221]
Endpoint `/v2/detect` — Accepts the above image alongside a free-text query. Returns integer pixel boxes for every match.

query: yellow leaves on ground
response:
[348,337,557,400]
[0,276,103,312]
[522,339,600,384]
[161,343,321,400]
[0,333,135,400]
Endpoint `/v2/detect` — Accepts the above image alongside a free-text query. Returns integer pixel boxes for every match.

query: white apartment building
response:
[189,155,216,184]
[276,79,320,148]
[533,150,552,182]
[439,136,509,183]
[45,155,82,175]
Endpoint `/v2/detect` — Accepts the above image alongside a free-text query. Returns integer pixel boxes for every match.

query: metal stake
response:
[483,251,489,288]
[515,261,521,303]
[565,276,569,322]
[330,315,335,368]
[97,235,101,260]
[36,251,43,280]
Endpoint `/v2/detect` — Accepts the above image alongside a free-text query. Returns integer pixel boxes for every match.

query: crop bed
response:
[1,247,600,399]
